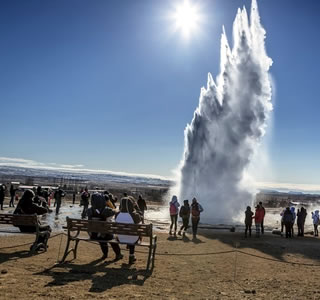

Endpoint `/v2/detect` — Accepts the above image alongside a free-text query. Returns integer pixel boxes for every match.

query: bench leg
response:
[146,245,152,272]
[151,237,157,269]
[60,237,71,263]
[74,239,80,260]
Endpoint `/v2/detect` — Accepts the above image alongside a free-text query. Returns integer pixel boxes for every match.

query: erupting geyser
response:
[178,0,273,224]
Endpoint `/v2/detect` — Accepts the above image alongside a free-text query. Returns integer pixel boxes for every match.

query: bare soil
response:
[1,228,320,299]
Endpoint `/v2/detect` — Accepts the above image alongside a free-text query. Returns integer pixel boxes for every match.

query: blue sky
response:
[0,0,319,185]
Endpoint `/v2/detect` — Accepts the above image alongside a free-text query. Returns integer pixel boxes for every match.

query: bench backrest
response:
[66,217,153,237]
[0,214,38,226]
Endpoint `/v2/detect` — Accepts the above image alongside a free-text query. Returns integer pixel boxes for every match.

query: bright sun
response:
[172,0,201,38]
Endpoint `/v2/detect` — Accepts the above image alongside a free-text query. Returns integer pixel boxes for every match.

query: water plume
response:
[177,0,273,223]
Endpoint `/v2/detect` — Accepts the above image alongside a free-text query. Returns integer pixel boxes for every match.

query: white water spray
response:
[177,0,273,224]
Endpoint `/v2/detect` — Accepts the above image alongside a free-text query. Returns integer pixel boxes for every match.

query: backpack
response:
[90,193,106,213]
[170,202,178,215]
[192,203,200,217]
[179,206,190,218]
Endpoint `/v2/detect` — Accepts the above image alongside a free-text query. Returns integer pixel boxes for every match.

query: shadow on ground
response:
[198,228,320,263]
[35,257,152,292]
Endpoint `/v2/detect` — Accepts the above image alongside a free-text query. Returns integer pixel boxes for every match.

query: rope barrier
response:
[0,232,64,250]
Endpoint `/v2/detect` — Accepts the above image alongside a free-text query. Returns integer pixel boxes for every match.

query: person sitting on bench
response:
[116,196,143,264]
[14,189,51,250]
[87,192,123,261]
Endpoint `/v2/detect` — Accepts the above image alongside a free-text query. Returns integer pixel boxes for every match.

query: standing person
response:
[283,207,294,238]
[87,192,123,261]
[290,207,296,237]
[0,185,5,210]
[191,197,203,239]
[54,187,65,215]
[299,207,307,237]
[80,188,90,219]
[169,195,180,236]
[72,192,76,205]
[259,201,266,234]
[137,195,147,223]
[9,184,16,207]
[280,208,286,236]
[312,210,319,237]
[178,200,190,237]
[254,205,264,237]
[297,208,307,237]
[245,206,254,238]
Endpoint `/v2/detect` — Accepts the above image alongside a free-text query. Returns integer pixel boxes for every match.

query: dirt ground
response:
[1,228,320,300]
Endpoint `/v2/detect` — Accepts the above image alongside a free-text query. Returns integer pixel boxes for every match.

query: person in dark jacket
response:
[297,207,307,237]
[178,200,190,237]
[0,185,5,210]
[245,206,254,237]
[14,189,51,249]
[283,207,294,238]
[54,187,65,215]
[87,192,123,260]
[137,195,147,223]
[80,188,90,219]
[9,184,16,207]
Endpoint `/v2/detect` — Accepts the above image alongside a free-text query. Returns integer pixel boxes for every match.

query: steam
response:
[177,0,273,223]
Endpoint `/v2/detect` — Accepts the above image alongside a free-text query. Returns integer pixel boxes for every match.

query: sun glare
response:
[172,0,201,38]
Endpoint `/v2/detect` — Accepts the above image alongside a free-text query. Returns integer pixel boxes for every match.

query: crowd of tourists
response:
[4,185,148,264]
[245,202,320,238]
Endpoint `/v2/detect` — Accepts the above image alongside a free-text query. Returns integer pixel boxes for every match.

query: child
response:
[169,195,180,236]
[245,206,254,237]
[178,200,190,236]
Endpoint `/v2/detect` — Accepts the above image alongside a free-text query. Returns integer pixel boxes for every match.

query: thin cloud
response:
[0,156,170,181]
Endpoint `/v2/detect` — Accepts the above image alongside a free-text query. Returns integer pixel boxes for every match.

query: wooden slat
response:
[0,214,38,226]
[0,214,15,224]
[67,218,152,237]
[71,237,151,247]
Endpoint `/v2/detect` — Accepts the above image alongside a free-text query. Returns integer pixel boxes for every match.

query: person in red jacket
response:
[254,204,265,237]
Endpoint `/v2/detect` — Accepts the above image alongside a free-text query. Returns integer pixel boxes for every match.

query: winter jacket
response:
[169,196,180,216]
[245,210,254,225]
[312,211,320,225]
[254,208,264,224]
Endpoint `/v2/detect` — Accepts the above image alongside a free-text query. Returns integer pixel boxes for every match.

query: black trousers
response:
[81,204,88,219]
[170,214,178,232]
[55,199,61,214]
[9,195,15,207]
[261,219,264,234]
[180,217,189,232]
[90,233,121,256]
[285,222,292,238]
[245,223,252,237]
[192,217,200,236]
[314,224,318,236]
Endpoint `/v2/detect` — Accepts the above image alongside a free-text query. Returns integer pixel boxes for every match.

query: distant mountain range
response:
[0,166,172,187]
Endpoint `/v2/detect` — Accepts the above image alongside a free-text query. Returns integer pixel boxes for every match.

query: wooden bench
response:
[61,217,157,272]
[0,213,50,253]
